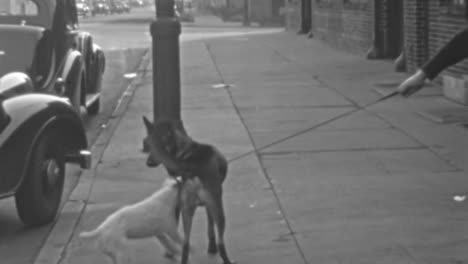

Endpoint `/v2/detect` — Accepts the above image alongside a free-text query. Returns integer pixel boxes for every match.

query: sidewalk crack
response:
[204,40,310,264]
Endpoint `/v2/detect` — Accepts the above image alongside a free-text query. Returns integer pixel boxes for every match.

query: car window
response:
[65,0,78,28]
[0,0,39,16]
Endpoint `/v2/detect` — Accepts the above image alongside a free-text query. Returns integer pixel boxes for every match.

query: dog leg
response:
[101,238,129,264]
[206,208,217,255]
[166,224,184,246]
[114,251,130,264]
[181,205,196,264]
[204,191,235,264]
[103,252,119,264]
[156,233,179,259]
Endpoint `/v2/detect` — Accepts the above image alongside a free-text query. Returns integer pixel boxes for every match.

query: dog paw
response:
[164,252,176,259]
[207,244,218,255]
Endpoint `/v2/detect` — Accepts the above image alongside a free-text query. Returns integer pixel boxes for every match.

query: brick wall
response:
[250,0,272,24]
[403,0,429,72]
[312,0,374,54]
[250,0,284,25]
[403,0,468,77]
[427,0,468,78]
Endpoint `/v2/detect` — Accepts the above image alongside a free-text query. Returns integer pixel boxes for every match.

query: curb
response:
[33,48,152,264]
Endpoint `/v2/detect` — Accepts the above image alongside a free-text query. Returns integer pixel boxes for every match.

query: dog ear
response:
[142,116,153,133]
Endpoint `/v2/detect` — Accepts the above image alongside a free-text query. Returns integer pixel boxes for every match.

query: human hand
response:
[397,70,427,97]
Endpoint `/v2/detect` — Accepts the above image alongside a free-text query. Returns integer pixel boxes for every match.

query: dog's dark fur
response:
[142,117,234,264]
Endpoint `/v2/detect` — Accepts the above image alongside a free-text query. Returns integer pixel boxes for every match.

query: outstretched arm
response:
[398,27,468,97]
[422,27,468,80]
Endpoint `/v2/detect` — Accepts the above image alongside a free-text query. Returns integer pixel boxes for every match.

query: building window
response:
[440,0,467,17]
[343,0,368,10]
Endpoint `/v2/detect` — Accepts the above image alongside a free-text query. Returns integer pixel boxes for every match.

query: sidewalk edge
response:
[33,48,152,264]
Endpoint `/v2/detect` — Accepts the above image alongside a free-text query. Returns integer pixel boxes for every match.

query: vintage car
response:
[0,0,106,227]
[110,1,131,14]
[76,0,93,17]
[175,0,194,22]
[128,0,144,7]
[93,0,111,15]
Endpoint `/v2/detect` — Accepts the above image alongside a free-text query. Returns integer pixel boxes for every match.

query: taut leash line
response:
[227,90,400,163]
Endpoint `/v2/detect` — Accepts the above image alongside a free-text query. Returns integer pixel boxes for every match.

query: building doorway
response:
[385,0,404,59]
[299,0,311,34]
[271,0,284,25]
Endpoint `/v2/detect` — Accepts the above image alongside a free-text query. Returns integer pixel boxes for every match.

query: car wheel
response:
[15,130,65,227]
[88,97,100,115]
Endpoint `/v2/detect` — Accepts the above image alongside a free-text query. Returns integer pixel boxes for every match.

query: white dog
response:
[79,177,184,264]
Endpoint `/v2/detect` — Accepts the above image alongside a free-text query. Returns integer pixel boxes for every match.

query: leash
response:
[227,90,400,163]
[374,90,399,103]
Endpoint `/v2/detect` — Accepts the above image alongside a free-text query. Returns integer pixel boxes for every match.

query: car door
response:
[64,0,80,50]
[52,0,79,66]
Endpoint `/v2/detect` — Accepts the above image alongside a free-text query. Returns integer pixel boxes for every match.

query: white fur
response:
[79,177,183,264]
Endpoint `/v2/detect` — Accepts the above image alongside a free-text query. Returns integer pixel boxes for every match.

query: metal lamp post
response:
[151,0,182,123]
[142,0,184,153]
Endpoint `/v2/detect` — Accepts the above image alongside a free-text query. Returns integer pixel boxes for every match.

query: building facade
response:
[202,0,285,25]
[285,0,468,79]
[250,0,285,25]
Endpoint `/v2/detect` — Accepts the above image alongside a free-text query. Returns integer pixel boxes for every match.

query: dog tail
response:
[79,228,100,239]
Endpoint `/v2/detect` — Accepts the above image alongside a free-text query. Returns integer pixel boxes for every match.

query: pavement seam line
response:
[371,110,463,172]
[227,105,371,163]
[33,48,151,264]
[248,35,463,172]
[259,145,436,155]
[203,41,310,264]
[255,37,360,109]
[221,40,433,165]
[58,49,151,264]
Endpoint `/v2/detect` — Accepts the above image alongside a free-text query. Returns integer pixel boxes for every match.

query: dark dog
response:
[142,117,235,264]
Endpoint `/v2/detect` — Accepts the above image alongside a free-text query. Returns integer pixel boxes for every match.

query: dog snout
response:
[142,137,150,153]
[146,155,161,167]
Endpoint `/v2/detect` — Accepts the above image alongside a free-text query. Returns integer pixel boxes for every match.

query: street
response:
[3,4,468,264]
[0,8,152,264]
[0,7,282,264]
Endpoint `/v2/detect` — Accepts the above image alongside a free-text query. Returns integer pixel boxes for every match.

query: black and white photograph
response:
[0,0,468,263]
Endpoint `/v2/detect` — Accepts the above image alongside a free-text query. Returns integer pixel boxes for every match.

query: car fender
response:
[61,49,83,84]
[76,31,93,68]
[0,72,34,98]
[0,72,34,132]
[60,50,84,106]
[86,43,105,94]
[0,94,87,197]
[92,43,105,73]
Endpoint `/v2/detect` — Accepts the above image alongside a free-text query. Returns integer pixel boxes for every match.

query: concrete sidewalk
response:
[36,29,468,264]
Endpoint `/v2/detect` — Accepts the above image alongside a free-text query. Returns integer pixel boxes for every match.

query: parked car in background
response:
[0,0,105,227]
[120,1,131,12]
[128,0,143,7]
[76,0,92,17]
[141,0,153,6]
[93,0,111,15]
[175,0,194,22]
[110,0,130,14]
